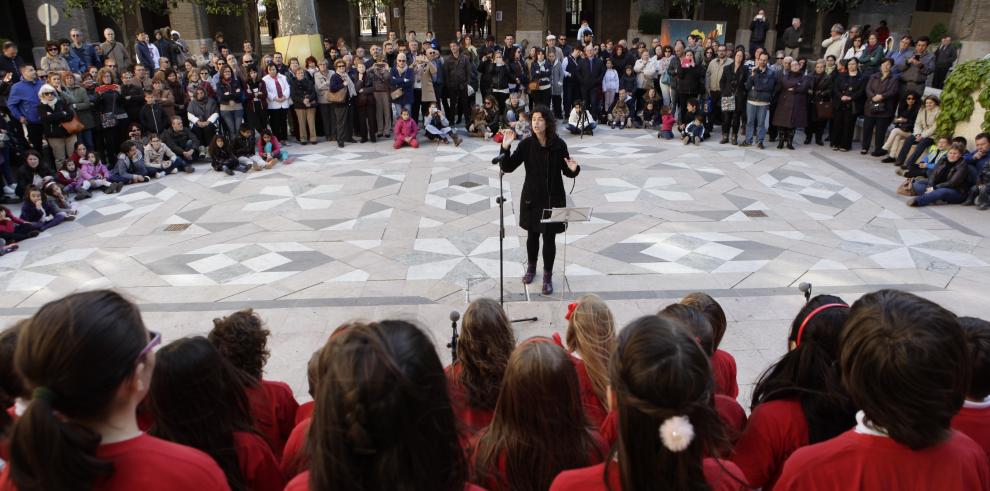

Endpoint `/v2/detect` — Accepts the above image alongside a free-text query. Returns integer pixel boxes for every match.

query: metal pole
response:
[46,4,52,42]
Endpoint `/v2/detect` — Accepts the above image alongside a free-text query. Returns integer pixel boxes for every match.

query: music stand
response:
[541,207,592,297]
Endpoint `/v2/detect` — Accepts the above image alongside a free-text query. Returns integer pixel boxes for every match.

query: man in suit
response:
[577,45,604,121]
[932,35,957,89]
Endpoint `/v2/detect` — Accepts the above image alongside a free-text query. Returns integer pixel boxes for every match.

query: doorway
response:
[565,0,594,39]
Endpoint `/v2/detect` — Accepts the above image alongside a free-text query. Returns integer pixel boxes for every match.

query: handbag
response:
[390,88,404,101]
[100,112,119,129]
[815,100,833,120]
[661,69,672,86]
[897,177,923,196]
[60,114,85,134]
[870,100,886,114]
[329,88,347,103]
[527,80,540,91]
[720,95,735,112]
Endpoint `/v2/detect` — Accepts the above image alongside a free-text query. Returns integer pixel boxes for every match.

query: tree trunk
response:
[244,1,261,52]
[276,0,319,37]
[813,9,826,58]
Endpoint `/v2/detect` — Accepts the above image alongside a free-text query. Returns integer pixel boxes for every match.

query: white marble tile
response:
[187,254,239,274]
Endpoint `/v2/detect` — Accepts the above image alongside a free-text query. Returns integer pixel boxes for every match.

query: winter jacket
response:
[782,26,803,49]
[162,127,199,156]
[930,157,971,193]
[233,133,256,157]
[602,69,619,92]
[745,67,776,103]
[61,85,96,129]
[550,60,565,96]
[113,151,148,181]
[833,71,867,114]
[530,60,551,91]
[39,55,70,76]
[913,107,940,139]
[444,53,473,90]
[79,160,111,181]
[37,99,75,138]
[144,142,177,170]
[676,63,704,95]
[750,18,769,43]
[217,78,245,110]
[187,96,219,126]
[390,67,414,105]
[257,136,284,158]
[210,145,238,171]
[289,75,318,108]
[864,72,899,118]
[7,79,44,124]
[20,199,61,227]
[634,57,658,89]
[139,103,170,135]
[393,117,418,143]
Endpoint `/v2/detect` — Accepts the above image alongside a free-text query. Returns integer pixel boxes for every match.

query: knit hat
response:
[170,30,180,37]
[546,34,556,41]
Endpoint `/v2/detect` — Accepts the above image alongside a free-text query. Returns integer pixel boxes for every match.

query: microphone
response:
[798,282,813,302]
[449,311,460,323]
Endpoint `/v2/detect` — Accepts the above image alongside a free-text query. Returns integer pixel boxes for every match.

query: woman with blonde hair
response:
[560,294,616,428]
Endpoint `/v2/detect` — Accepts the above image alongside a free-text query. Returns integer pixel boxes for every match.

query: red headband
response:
[795,303,847,347]
[565,302,578,321]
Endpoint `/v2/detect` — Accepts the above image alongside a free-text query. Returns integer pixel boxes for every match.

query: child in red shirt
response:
[551,315,748,491]
[681,292,739,398]
[733,295,856,490]
[0,290,229,490]
[148,336,283,491]
[558,294,616,429]
[953,316,990,458]
[471,338,608,491]
[209,309,299,458]
[446,298,515,441]
[776,290,990,490]
[284,320,474,491]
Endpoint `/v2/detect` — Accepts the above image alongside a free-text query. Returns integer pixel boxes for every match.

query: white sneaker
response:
[2,185,14,196]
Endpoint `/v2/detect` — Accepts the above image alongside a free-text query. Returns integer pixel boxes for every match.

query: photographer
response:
[566,100,595,135]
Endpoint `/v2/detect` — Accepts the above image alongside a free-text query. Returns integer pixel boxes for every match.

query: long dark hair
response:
[0,321,28,435]
[148,337,255,491]
[9,290,149,491]
[607,315,732,491]
[842,289,969,450]
[455,297,515,411]
[751,295,856,443]
[530,104,558,142]
[307,320,466,491]
[680,292,728,350]
[472,338,602,491]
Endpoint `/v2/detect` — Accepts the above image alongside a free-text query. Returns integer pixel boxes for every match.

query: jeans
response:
[913,185,965,206]
[745,103,769,144]
[898,137,933,167]
[220,109,244,137]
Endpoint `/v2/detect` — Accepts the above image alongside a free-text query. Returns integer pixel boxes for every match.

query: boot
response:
[731,133,738,145]
[786,131,795,150]
[522,263,537,284]
[720,134,729,144]
[777,138,785,149]
[815,134,824,146]
[542,271,554,295]
[804,132,812,145]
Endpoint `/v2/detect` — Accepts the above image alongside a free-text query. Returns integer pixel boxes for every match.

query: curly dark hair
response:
[208,309,271,382]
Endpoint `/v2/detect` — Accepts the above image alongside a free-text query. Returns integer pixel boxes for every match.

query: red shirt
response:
[712,349,738,398]
[233,431,284,491]
[284,471,487,491]
[715,394,747,443]
[571,357,608,429]
[549,458,748,490]
[446,363,496,439]
[280,417,311,479]
[294,401,314,426]
[732,398,808,490]
[246,379,299,458]
[952,400,990,460]
[0,433,229,490]
[776,429,990,490]
[469,430,609,491]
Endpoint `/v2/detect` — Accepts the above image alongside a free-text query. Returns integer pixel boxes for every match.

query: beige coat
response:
[313,70,331,104]
[417,61,438,102]
[913,106,940,139]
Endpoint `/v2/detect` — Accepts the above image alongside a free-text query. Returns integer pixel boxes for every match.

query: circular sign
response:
[37,4,60,27]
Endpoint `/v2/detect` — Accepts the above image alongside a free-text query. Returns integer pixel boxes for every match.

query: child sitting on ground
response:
[658,106,675,140]
[233,125,266,171]
[20,185,69,231]
[257,130,286,169]
[680,99,705,145]
[55,158,91,200]
[514,111,532,139]
[79,151,118,194]
[209,134,247,175]
[0,206,40,244]
[144,134,182,177]
[43,182,77,219]
[640,101,659,130]
[505,92,525,123]
[393,108,419,149]
[608,89,631,129]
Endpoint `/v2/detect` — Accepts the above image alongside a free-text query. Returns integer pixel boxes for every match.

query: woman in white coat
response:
[262,64,291,141]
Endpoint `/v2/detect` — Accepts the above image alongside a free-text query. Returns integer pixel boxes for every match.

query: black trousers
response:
[530,89,549,112]
[331,103,350,143]
[932,66,950,90]
[550,94,563,119]
[563,80,577,114]
[448,86,470,126]
[268,108,288,141]
[898,136,933,167]
[861,116,892,153]
[581,86,602,121]
[191,124,216,150]
[707,91,721,133]
[25,123,43,152]
[318,103,334,140]
[831,104,856,150]
[355,102,377,141]
[526,229,557,273]
[722,108,744,136]
[413,88,423,123]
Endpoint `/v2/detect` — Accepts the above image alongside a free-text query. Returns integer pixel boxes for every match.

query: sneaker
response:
[155,172,165,179]
[2,185,14,196]
[906,198,919,207]
[225,168,235,176]
[114,182,125,193]
[738,141,751,147]
[75,189,92,200]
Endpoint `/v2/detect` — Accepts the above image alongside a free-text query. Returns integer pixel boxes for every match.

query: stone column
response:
[170,3,211,58]
[275,0,322,62]
[404,0,430,35]
[950,0,990,62]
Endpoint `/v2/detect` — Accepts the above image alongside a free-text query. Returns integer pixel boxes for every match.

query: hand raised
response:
[565,158,578,172]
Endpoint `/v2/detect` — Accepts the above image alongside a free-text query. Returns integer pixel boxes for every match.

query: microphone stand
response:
[447,311,460,360]
[492,145,538,324]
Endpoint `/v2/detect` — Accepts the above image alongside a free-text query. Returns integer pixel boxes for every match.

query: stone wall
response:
[404,0,431,35]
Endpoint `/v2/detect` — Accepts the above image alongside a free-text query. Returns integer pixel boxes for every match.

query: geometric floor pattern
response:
[3,124,990,407]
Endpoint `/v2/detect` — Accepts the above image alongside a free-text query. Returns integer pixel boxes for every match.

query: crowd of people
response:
[0,17,982,253]
[0,287,987,490]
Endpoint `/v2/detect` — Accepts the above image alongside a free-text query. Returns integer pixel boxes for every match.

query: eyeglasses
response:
[137,330,162,361]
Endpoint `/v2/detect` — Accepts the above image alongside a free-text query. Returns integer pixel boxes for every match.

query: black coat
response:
[719,62,749,108]
[577,57,605,90]
[498,135,580,233]
[833,72,867,115]
[37,99,74,138]
[676,63,704,95]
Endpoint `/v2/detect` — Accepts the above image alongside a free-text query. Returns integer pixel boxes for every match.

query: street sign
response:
[37,3,59,27]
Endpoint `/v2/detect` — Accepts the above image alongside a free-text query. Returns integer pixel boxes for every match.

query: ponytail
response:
[7,290,148,490]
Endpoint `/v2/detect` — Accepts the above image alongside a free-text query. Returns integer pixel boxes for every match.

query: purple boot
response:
[522,263,536,284]
[542,270,553,295]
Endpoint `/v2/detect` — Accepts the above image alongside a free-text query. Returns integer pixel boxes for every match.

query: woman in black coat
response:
[830,58,867,152]
[861,58,900,156]
[495,106,580,296]
[719,50,748,144]
[771,60,811,150]
[806,60,834,146]
[36,87,77,164]
[675,51,704,125]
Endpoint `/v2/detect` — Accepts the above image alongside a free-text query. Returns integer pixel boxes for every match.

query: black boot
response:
[777,137,785,149]
[804,132,812,145]
[786,131,795,150]
[731,132,738,145]
[815,134,823,145]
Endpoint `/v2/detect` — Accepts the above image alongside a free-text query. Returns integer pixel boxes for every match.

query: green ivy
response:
[935,59,990,137]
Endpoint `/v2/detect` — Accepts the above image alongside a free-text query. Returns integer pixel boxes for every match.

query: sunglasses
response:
[42,92,55,96]
[47,48,58,52]
[138,330,162,360]
[777,57,784,60]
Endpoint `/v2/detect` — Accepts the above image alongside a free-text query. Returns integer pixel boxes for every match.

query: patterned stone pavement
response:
[3,125,989,408]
